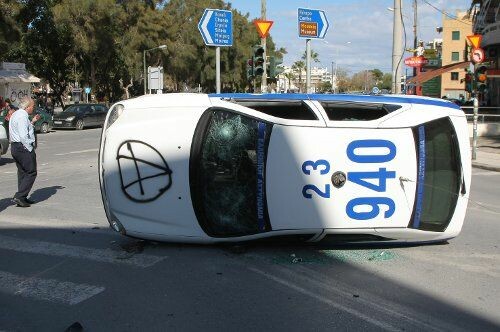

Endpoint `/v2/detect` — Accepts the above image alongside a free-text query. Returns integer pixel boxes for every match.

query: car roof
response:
[209,93,461,110]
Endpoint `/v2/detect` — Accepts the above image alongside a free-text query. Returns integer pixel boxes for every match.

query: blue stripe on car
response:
[413,125,426,229]
[209,93,461,110]
[256,122,266,231]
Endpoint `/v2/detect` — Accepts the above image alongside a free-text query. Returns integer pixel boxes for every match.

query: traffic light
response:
[268,56,284,80]
[253,45,264,76]
[246,58,254,80]
[475,64,488,92]
[462,71,473,93]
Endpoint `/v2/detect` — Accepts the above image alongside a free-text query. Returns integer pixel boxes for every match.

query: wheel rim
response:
[77,120,83,129]
[41,123,48,133]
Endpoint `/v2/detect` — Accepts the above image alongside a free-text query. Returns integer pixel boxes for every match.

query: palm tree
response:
[301,49,320,63]
[283,71,295,92]
[274,47,287,59]
[292,61,305,92]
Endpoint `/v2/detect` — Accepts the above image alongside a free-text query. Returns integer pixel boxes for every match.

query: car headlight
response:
[65,116,75,121]
[106,104,124,130]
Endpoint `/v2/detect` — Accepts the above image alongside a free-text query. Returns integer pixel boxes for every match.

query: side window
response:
[98,106,107,113]
[320,102,399,121]
[232,100,318,120]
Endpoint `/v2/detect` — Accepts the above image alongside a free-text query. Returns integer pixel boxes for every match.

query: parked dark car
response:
[31,107,53,134]
[52,104,108,130]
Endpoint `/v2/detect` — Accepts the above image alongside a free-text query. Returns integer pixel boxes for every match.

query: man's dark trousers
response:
[10,142,37,199]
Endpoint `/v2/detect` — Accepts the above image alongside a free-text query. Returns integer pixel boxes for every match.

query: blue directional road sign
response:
[198,9,233,47]
[297,8,329,39]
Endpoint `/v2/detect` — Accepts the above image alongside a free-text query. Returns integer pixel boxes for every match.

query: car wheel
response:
[75,119,84,130]
[40,122,49,134]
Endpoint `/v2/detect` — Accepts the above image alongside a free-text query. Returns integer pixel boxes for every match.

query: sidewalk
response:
[471,136,500,172]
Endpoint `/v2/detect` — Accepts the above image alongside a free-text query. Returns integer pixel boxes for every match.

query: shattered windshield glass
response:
[191,109,272,237]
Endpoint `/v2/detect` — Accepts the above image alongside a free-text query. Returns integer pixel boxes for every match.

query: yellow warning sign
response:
[466,34,482,48]
[254,20,274,38]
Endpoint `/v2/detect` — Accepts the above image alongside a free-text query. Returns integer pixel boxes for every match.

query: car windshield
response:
[190,109,272,237]
[63,105,87,113]
[411,117,461,232]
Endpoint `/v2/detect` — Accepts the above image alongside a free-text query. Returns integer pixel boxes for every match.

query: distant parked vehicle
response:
[52,104,108,130]
[31,107,53,134]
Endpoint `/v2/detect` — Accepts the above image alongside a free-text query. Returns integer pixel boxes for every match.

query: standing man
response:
[9,96,40,207]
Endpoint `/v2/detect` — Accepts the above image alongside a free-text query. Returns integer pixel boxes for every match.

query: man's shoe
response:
[12,197,30,207]
[25,197,36,204]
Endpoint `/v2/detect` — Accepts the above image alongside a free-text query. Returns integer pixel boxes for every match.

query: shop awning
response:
[0,69,40,83]
[406,61,471,85]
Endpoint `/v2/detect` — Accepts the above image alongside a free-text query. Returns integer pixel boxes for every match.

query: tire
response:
[75,119,84,130]
[40,122,49,134]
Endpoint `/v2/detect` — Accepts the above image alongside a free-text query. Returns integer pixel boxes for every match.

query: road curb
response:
[472,162,500,172]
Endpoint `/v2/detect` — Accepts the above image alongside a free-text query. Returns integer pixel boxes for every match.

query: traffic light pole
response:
[261,0,267,93]
[472,97,479,160]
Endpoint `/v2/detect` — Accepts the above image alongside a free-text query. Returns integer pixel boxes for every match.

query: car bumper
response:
[52,121,75,128]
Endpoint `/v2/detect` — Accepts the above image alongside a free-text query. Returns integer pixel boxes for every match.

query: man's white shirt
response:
[9,109,35,152]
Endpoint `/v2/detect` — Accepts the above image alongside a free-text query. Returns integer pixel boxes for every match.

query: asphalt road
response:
[0,128,499,331]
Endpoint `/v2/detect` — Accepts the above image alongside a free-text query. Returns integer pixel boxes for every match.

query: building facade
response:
[470,0,499,106]
[440,11,473,99]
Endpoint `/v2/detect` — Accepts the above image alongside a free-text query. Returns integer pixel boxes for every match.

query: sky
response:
[226,0,472,74]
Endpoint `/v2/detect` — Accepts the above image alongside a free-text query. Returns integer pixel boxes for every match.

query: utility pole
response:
[261,0,267,93]
[412,0,418,94]
[331,61,334,93]
[391,0,403,94]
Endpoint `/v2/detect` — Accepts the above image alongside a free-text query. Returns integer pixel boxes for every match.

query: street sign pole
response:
[198,9,233,93]
[216,47,221,93]
[306,39,311,93]
[297,7,329,94]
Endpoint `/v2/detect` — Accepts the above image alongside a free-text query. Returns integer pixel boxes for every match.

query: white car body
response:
[99,93,471,244]
[0,123,9,159]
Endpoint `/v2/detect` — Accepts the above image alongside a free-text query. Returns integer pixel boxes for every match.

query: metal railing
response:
[464,113,500,122]
[461,106,500,123]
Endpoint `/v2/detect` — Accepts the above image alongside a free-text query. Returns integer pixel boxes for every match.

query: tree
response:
[292,61,305,92]
[370,68,384,86]
[0,0,22,60]
[283,71,294,92]
[336,67,350,93]
[318,81,332,93]
[301,49,320,63]
[17,0,75,107]
[381,73,392,90]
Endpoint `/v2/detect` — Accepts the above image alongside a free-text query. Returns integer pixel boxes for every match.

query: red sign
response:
[253,20,274,38]
[471,47,485,64]
[404,56,429,67]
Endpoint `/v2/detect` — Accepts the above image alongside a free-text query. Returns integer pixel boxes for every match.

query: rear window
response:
[320,102,400,121]
[411,117,461,232]
[231,100,318,120]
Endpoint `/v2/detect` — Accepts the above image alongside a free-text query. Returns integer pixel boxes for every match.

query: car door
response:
[96,105,107,126]
[87,106,99,126]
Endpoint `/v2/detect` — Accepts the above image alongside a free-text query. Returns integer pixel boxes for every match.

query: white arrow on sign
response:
[319,11,328,38]
[200,10,214,45]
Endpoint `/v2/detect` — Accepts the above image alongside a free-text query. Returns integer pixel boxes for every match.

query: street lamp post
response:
[143,44,167,95]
